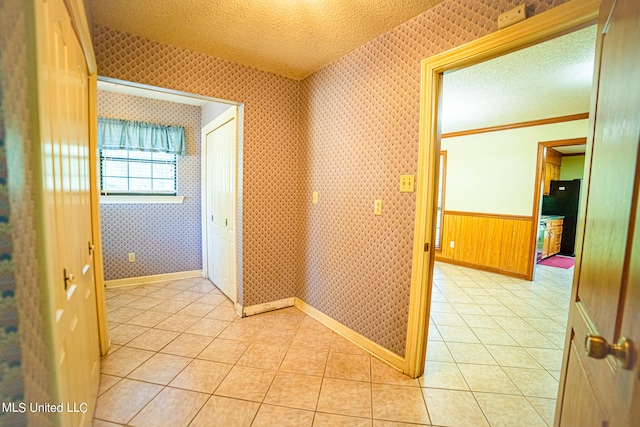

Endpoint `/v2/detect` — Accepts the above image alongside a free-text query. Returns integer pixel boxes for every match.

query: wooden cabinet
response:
[541,218,563,259]
[543,148,563,195]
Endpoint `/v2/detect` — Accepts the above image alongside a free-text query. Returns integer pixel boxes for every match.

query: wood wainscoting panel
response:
[437,211,533,278]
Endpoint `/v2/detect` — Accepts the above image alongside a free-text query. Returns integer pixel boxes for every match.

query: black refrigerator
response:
[542,179,581,256]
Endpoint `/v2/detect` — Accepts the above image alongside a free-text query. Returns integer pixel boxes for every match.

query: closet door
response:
[203,107,237,303]
[34,0,100,424]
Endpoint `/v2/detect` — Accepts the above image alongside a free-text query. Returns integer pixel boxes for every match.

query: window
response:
[435,151,447,250]
[100,149,177,195]
[97,117,185,198]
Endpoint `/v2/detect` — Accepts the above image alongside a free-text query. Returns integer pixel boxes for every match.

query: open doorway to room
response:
[405,3,599,424]
[95,77,243,316]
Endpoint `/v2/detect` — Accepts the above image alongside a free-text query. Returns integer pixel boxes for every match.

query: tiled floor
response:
[94,261,572,426]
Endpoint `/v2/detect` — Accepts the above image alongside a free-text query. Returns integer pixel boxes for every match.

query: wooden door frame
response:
[528,137,587,279]
[201,106,239,306]
[404,0,601,378]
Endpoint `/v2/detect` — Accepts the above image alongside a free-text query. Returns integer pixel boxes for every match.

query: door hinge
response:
[225,218,228,227]
[424,243,429,252]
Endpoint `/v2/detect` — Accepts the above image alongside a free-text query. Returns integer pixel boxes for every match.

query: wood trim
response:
[435,151,447,250]
[435,256,529,279]
[442,113,589,139]
[406,0,600,379]
[294,299,405,371]
[104,270,203,288]
[527,136,589,281]
[242,298,295,316]
[66,0,97,74]
[444,210,533,222]
[563,152,587,157]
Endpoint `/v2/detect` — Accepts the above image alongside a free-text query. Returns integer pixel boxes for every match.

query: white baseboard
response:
[242,297,295,316]
[105,270,202,288]
[234,302,243,317]
[294,298,406,372]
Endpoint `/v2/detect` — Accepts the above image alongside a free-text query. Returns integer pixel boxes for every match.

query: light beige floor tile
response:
[373,420,429,427]
[237,342,289,370]
[485,345,543,369]
[524,347,564,371]
[505,329,558,349]
[460,314,502,329]
[154,313,200,332]
[252,404,314,427]
[527,397,557,426]
[263,371,323,410]
[206,305,241,321]
[431,301,457,313]
[291,329,334,352]
[198,338,250,364]
[214,365,277,402]
[128,386,208,427]
[147,298,190,314]
[330,334,369,355]
[172,290,204,302]
[314,413,372,426]
[522,317,565,333]
[187,281,217,293]
[253,325,297,345]
[176,302,215,318]
[481,304,516,317]
[422,388,489,427]
[470,327,518,346]
[280,346,329,377]
[427,323,443,341]
[492,316,536,331]
[549,370,561,381]
[316,378,372,418]
[127,353,191,385]
[419,361,468,390]
[474,392,546,426]
[371,383,430,425]
[371,358,419,387]
[166,280,196,290]
[425,341,454,363]
[107,293,142,307]
[184,317,231,337]
[93,420,123,427]
[437,325,480,343]
[503,367,560,398]
[109,323,149,345]
[147,287,182,299]
[94,379,162,424]
[457,364,520,394]
[431,312,466,326]
[125,296,165,310]
[126,310,172,327]
[189,395,259,427]
[198,293,231,306]
[98,374,121,396]
[470,295,502,305]
[446,342,496,365]
[324,352,371,382]
[169,358,231,393]
[541,331,567,349]
[160,333,214,357]
[126,328,180,351]
[107,307,145,324]
[452,303,486,315]
[217,322,259,341]
[100,347,155,377]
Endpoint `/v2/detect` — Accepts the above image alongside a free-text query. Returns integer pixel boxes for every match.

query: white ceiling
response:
[89,0,443,80]
[555,144,586,155]
[441,25,597,133]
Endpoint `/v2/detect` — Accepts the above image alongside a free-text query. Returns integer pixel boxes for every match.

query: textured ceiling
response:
[89,0,443,80]
[441,25,597,133]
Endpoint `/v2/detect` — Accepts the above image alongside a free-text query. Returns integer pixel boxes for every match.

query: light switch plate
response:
[312,191,318,204]
[400,175,414,193]
[374,199,382,216]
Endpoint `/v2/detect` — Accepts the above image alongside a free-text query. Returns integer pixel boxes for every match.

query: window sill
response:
[100,195,186,204]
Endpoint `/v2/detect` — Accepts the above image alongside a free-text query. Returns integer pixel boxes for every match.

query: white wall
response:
[442,119,588,216]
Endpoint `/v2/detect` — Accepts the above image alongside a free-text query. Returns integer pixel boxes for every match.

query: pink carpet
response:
[538,255,575,269]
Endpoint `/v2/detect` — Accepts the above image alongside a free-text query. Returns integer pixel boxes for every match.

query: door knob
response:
[585,335,634,370]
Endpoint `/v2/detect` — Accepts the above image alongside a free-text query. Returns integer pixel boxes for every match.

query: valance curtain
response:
[98,117,186,156]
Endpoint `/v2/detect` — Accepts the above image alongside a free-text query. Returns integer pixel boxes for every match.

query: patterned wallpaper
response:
[94,27,304,307]
[201,101,233,129]
[94,0,569,356]
[299,0,570,355]
[1,0,51,425]
[98,91,203,280]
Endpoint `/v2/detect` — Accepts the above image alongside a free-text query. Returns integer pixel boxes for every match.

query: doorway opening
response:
[96,76,243,314]
[404,0,600,394]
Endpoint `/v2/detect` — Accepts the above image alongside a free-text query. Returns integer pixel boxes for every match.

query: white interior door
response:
[34,0,100,424]
[203,108,237,302]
